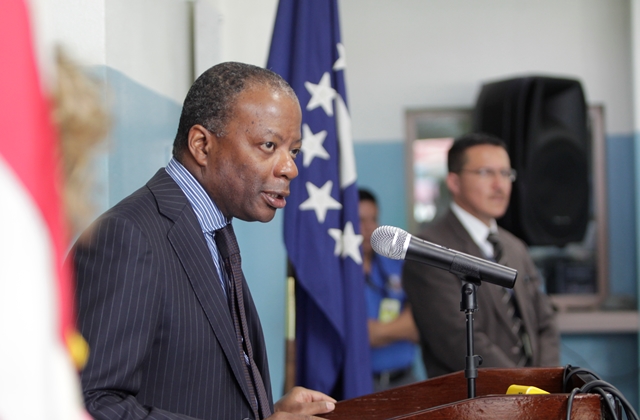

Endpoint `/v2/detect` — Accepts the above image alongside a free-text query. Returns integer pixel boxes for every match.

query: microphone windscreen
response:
[371,225,408,260]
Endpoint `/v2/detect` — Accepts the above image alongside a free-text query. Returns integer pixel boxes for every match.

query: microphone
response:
[371,225,517,289]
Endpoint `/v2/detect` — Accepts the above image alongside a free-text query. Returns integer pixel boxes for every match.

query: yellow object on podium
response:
[506,384,550,395]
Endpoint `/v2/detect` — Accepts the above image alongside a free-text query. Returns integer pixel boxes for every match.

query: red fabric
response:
[0,0,74,343]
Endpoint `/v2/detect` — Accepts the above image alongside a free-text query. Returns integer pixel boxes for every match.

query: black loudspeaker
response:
[473,76,590,246]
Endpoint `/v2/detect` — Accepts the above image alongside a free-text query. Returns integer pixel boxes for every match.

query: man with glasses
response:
[402,132,559,378]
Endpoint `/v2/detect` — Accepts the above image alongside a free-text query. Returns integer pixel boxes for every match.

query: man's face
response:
[359,199,378,257]
[447,144,512,226]
[202,85,302,222]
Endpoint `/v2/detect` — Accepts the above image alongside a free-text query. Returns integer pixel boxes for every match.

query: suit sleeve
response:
[522,255,560,366]
[403,258,516,376]
[74,216,200,420]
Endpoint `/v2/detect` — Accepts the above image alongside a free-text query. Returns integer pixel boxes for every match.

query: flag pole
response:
[284,273,296,394]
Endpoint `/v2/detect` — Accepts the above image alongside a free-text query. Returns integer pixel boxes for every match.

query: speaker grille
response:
[526,138,589,242]
[474,76,589,246]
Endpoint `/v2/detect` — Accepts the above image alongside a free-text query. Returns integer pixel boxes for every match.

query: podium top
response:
[321,367,606,420]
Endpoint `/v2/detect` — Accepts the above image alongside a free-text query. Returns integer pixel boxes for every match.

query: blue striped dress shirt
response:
[165,157,229,293]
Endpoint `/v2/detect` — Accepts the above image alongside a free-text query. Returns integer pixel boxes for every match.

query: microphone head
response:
[371,225,410,260]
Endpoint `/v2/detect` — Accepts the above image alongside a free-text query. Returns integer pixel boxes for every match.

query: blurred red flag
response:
[0,0,88,418]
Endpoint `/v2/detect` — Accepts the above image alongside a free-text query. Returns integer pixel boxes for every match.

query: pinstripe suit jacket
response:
[73,169,272,420]
[402,210,560,378]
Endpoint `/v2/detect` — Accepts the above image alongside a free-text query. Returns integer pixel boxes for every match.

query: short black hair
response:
[447,132,508,173]
[358,188,377,205]
[172,61,296,158]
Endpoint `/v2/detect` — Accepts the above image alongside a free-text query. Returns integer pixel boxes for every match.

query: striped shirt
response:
[165,157,229,293]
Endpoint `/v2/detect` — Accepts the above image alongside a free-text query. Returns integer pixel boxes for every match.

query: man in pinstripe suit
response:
[73,62,336,420]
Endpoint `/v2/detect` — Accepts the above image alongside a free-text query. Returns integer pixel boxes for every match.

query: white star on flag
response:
[299,180,343,223]
[333,43,347,70]
[328,221,363,264]
[301,123,330,167]
[304,72,336,116]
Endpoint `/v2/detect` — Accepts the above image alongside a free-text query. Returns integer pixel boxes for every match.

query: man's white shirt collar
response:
[450,202,498,259]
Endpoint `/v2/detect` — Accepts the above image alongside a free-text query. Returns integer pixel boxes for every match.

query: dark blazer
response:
[74,169,272,420]
[402,209,559,378]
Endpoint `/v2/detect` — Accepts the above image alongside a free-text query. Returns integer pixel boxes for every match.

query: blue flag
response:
[267,0,373,400]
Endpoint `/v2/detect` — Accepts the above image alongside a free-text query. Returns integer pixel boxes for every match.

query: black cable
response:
[607,388,639,420]
[563,364,573,392]
[563,365,640,420]
[563,365,601,392]
[588,386,619,420]
[580,379,615,393]
[566,387,580,420]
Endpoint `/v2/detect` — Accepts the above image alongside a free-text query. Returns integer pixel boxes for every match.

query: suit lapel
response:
[147,170,255,410]
[443,211,484,258]
[445,211,519,337]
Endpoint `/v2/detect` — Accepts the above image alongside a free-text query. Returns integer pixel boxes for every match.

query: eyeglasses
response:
[460,168,517,182]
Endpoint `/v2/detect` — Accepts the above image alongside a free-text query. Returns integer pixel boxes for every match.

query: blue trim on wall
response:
[607,134,637,298]
[354,141,408,230]
[104,67,182,206]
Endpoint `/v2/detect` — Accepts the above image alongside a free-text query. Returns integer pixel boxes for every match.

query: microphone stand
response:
[459,278,482,398]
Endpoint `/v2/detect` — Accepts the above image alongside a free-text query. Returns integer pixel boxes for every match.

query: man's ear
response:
[187,124,213,167]
[446,172,461,196]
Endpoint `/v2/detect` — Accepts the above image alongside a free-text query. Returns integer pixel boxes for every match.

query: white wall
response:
[220,0,633,140]
[48,0,107,67]
[192,0,279,77]
[634,0,640,131]
[50,0,192,104]
[343,0,633,140]
[105,0,192,104]
[217,0,278,67]
[50,0,633,138]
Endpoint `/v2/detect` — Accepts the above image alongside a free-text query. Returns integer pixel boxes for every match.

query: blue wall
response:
[608,134,637,297]
[105,67,180,204]
[561,334,638,409]
[354,142,408,230]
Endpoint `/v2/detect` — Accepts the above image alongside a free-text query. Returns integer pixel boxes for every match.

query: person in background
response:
[402,133,559,378]
[359,188,420,391]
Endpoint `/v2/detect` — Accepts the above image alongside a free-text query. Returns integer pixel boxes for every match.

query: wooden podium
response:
[320,367,612,419]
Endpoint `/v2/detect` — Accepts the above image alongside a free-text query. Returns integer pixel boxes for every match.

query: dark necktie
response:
[486,232,503,263]
[486,232,531,367]
[215,224,272,419]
